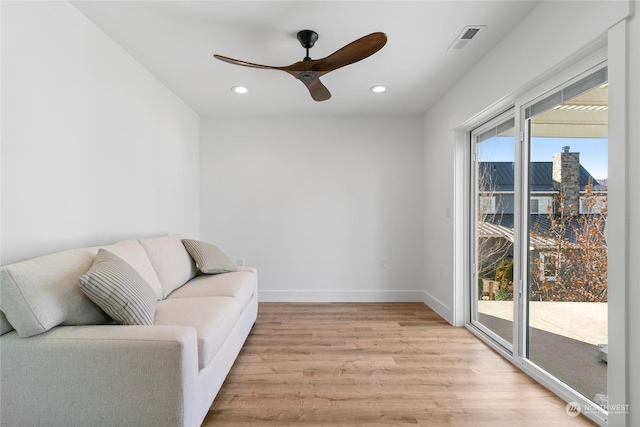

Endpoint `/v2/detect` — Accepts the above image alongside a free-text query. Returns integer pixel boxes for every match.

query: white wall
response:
[1,1,201,265]
[201,115,423,301]
[422,0,630,323]
[422,0,637,424]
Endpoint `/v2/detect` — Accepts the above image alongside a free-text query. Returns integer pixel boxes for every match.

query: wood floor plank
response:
[203,303,597,426]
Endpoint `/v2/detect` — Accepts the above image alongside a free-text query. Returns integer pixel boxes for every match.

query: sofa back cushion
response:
[102,240,163,300]
[139,234,197,298]
[0,247,112,337]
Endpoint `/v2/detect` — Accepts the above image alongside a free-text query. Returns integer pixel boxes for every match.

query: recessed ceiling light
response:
[231,86,248,94]
[370,85,386,93]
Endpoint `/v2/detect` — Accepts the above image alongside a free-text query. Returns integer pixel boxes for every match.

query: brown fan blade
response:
[216,54,318,77]
[299,78,331,102]
[311,32,387,72]
[213,31,386,102]
[213,54,278,70]
[215,53,330,101]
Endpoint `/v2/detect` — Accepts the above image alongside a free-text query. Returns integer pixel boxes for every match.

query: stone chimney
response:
[552,146,580,215]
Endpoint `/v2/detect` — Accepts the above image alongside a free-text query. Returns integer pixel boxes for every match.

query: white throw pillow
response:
[102,239,163,300]
[182,239,237,275]
[79,249,156,325]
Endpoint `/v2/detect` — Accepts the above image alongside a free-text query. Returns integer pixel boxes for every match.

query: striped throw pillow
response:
[182,239,237,275]
[79,249,156,325]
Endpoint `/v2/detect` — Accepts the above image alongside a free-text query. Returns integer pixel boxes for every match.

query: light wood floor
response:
[203,303,597,426]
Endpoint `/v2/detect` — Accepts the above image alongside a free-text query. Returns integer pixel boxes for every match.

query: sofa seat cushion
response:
[154,297,241,369]
[165,269,256,311]
[0,247,112,337]
[1,310,15,335]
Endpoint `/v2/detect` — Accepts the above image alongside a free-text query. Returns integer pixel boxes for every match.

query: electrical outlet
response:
[380,258,387,269]
[237,258,245,267]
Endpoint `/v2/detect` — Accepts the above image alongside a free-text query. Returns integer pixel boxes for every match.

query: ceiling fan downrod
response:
[296,30,319,80]
[297,30,318,61]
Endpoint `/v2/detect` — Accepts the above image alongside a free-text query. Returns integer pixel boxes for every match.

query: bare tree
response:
[477,164,513,288]
[476,163,513,300]
[529,182,607,302]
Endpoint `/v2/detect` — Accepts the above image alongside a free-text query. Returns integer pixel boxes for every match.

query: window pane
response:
[527,79,608,407]
[474,117,515,347]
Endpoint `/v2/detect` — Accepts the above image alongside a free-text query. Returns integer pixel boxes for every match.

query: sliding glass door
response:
[470,65,609,415]
[524,68,608,407]
[471,112,515,351]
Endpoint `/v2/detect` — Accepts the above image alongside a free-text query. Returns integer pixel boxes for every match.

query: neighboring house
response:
[479,146,606,219]
[477,146,608,293]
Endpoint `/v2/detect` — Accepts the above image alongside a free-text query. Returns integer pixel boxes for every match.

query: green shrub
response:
[494,259,514,301]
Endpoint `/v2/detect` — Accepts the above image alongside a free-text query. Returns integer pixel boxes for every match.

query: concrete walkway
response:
[478,301,607,345]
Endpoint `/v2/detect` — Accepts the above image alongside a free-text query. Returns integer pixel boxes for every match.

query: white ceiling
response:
[71,1,540,116]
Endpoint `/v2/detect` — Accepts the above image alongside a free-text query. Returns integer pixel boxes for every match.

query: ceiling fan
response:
[214,30,387,102]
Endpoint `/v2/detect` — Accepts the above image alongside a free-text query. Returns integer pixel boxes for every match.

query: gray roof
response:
[478,221,557,249]
[479,162,600,192]
[483,213,605,245]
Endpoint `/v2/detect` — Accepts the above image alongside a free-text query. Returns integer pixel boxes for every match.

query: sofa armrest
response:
[237,266,258,297]
[236,266,256,274]
[0,324,199,427]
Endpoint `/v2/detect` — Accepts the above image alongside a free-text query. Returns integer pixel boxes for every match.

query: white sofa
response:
[0,234,258,427]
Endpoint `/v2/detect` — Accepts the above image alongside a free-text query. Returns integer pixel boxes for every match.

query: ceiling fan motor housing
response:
[297,30,318,49]
[297,71,318,81]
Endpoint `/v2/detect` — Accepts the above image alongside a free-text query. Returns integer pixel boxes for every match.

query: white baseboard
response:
[422,290,454,325]
[259,290,424,303]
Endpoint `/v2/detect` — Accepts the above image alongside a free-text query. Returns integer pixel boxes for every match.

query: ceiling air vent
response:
[448,25,485,50]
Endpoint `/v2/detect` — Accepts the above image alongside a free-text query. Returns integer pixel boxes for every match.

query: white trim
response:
[479,196,496,214]
[469,320,513,353]
[513,101,527,371]
[466,323,514,360]
[579,195,607,214]
[529,196,554,214]
[422,290,454,325]
[606,18,630,427]
[259,290,425,303]
[517,49,608,119]
[453,128,467,327]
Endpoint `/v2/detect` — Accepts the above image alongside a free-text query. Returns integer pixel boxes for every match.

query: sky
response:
[478,137,608,180]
